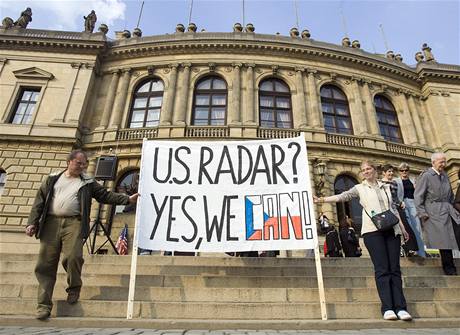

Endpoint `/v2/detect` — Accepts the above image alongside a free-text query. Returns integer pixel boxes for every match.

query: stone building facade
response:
[0,24,459,250]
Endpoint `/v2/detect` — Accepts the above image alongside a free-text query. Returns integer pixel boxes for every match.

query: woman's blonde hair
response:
[360,160,377,171]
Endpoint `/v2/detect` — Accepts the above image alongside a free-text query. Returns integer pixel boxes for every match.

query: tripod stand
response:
[84,180,119,255]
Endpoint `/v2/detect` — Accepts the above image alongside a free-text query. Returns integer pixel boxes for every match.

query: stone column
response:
[230,63,242,124]
[361,80,380,136]
[307,69,321,128]
[244,64,255,124]
[419,97,439,146]
[110,68,132,128]
[173,63,191,125]
[397,92,418,144]
[295,68,307,128]
[407,94,426,145]
[160,64,178,125]
[99,69,120,129]
[350,77,368,135]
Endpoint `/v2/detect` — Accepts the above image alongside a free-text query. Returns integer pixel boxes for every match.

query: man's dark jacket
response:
[27,170,130,239]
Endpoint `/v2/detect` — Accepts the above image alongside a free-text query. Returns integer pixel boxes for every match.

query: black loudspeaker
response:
[94,156,118,180]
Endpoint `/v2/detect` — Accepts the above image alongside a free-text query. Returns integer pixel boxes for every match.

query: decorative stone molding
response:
[70,62,82,69]
[271,65,279,75]
[147,66,154,75]
[208,63,216,72]
[13,67,54,80]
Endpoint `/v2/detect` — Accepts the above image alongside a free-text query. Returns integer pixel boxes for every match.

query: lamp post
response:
[314,160,327,197]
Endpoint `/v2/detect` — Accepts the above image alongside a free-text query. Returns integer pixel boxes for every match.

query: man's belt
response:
[49,214,81,219]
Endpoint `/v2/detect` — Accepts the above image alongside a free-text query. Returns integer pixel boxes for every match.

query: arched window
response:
[259,78,292,128]
[192,76,227,125]
[0,169,6,196]
[129,78,164,128]
[334,174,362,234]
[320,85,353,134]
[374,95,403,143]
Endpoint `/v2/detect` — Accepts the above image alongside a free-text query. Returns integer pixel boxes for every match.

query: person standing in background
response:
[381,164,418,257]
[395,163,426,257]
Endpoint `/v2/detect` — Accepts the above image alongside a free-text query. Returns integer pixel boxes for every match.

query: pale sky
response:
[1,0,459,66]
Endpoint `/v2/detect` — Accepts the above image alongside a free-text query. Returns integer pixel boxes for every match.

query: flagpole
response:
[294,0,300,30]
[188,0,194,24]
[242,0,245,27]
[136,1,145,28]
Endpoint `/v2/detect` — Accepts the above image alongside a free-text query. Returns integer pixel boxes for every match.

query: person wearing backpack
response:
[339,216,362,257]
[324,225,343,257]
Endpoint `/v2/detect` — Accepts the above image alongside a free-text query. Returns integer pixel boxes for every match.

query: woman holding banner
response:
[313,161,412,321]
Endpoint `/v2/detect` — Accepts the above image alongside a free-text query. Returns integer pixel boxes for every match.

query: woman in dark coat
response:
[339,216,362,257]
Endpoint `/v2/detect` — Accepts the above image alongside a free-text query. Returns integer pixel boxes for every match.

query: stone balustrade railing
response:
[385,142,417,156]
[325,133,364,147]
[185,126,230,137]
[257,128,301,139]
[116,127,159,140]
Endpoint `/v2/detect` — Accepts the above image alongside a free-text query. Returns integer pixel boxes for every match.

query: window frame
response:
[258,78,293,129]
[192,76,228,126]
[128,78,164,128]
[320,85,353,135]
[9,87,41,125]
[374,95,403,143]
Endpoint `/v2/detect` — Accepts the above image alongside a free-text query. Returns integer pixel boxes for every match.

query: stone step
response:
[0,260,445,276]
[1,315,460,330]
[2,271,459,288]
[0,253,448,268]
[2,284,460,303]
[1,298,459,319]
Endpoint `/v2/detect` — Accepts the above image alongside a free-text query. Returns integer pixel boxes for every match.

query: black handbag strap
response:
[363,184,391,219]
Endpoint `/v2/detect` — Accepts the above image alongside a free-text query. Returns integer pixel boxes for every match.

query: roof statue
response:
[98,23,108,35]
[289,27,299,38]
[386,50,395,60]
[175,24,185,33]
[133,28,142,37]
[245,23,255,33]
[395,54,403,62]
[351,40,360,48]
[84,10,97,33]
[187,23,197,32]
[1,17,14,29]
[233,23,243,32]
[422,43,435,62]
[342,37,351,47]
[415,51,424,63]
[301,29,311,39]
[14,7,32,29]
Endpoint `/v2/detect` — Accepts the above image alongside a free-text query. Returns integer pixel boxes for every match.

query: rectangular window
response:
[10,88,40,124]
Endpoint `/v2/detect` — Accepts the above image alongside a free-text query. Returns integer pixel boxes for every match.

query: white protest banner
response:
[136,134,318,252]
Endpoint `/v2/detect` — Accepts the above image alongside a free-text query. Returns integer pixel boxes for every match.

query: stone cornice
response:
[0,28,107,54]
[416,62,460,83]
[104,32,424,81]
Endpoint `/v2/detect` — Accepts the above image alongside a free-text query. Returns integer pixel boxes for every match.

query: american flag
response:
[115,224,128,255]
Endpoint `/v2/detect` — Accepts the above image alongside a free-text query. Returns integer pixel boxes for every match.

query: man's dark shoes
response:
[67,290,80,304]
[36,310,50,320]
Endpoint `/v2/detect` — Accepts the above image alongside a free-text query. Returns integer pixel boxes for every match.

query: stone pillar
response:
[173,63,191,125]
[244,64,255,124]
[350,77,368,135]
[295,68,307,128]
[110,68,132,128]
[160,64,178,126]
[99,70,120,129]
[397,92,418,144]
[307,69,321,128]
[407,94,427,145]
[230,63,242,124]
[419,97,439,146]
[361,80,380,136]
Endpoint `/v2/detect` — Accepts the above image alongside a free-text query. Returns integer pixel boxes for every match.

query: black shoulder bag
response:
[364,186,399,232]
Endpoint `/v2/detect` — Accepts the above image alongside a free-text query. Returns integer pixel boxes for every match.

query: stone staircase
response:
[0,253,459,329]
